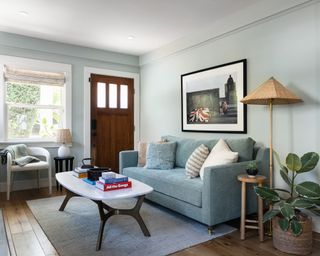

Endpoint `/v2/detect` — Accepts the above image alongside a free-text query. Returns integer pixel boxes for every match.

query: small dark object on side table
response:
[246,161,258,177]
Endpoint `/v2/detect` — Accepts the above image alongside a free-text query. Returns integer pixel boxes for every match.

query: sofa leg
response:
[208,226,214,235]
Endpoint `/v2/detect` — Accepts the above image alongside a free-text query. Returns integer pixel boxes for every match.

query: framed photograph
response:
[181,59,247,133]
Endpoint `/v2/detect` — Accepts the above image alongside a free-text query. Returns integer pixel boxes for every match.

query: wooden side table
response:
[237,174,266,242]
[54,156,74,191]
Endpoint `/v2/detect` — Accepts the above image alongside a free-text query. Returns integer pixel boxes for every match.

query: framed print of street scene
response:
[181,59,247,133]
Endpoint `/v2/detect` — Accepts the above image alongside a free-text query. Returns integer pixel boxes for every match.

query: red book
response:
[95,181,132,191]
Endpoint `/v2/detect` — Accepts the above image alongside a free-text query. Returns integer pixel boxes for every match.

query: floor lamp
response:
[241,77,302,235]
[240,77,302,189]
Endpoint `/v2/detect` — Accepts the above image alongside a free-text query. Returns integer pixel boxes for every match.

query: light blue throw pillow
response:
[145,141,177,169]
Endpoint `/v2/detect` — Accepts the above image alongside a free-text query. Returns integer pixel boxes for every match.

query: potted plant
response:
[255,151,320,255]
[246,160,258,177]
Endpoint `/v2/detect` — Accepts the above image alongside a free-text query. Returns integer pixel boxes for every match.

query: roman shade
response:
[3,65,65,86]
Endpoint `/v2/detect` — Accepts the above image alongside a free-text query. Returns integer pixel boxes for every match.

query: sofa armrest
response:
[119,150,138,174]
[202,161,257,226]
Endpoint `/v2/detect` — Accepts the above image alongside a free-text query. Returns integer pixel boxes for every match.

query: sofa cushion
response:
[226,137,255,161]
[145,141,177,169]
[185,144,209,178]
[137,142,148,167]
[123,167,203,207]
[162,135,218,168]
[163,135,256,166]
[200,139,239,180]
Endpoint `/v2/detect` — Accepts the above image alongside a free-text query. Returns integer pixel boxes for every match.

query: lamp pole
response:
[269,100,273,189]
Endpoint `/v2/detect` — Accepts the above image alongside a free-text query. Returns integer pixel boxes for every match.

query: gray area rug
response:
[0,209,10,256]
[27,196,236,256]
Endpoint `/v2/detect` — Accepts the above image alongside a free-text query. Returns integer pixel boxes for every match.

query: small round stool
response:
[237,174,266,242]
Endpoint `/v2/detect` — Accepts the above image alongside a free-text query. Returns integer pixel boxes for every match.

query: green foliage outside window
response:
[7,83,40,138]
[6,82,62,139]
[6,82,40,104]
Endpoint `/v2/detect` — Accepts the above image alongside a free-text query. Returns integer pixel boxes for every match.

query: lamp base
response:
[58,144,70,158]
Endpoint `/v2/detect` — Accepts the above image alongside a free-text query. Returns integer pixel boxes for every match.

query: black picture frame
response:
[181,59,247,133]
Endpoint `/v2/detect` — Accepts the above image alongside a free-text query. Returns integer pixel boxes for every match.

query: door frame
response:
[83,67,140,157]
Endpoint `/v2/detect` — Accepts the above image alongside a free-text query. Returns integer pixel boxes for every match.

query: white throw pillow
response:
[199,139,238,180]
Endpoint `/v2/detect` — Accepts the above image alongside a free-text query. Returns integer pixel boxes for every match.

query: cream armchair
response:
[6,147,52,200]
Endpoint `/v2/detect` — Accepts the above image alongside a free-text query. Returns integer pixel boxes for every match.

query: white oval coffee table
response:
[56,172,153,251]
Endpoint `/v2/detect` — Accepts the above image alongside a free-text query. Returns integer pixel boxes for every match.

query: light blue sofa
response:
[119,136,269,231]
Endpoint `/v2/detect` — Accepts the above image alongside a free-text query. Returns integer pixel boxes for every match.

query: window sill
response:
[0,141,72,149]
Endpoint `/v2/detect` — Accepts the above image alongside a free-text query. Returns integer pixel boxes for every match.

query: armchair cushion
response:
[11,161,49,171]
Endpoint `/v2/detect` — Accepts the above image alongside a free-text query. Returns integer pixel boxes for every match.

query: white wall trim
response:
[83,67,140,158]
[0,177,55,193]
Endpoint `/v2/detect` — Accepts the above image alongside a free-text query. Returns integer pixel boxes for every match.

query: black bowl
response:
[246,168,258,177]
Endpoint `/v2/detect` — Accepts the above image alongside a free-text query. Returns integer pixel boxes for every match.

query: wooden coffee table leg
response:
[94,195,150,251]
[129,195,150,237]
[95,200,115,251]
[59,189,77,211]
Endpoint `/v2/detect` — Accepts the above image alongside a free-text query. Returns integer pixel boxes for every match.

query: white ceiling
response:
[0,0,265,56]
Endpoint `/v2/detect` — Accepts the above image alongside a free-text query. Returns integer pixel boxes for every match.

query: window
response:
[120,84,128,109]
[97,82,106,108]
[0,56,72,144]
[109,83,117,108]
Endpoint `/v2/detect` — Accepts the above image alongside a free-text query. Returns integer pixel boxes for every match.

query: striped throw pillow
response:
[185,144,209,178]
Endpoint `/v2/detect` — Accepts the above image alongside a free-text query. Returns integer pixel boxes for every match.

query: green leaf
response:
[273,188,291,194]
[299,152,319,173]
[278,218,289,231]
[307,199,320,206]
[286,197,295,204]
[309,207,320,216]
[295,181,320,199]
[290,219,302,236]
[286,153,302,172]
[280,203,295,219]
[263,210,280,223]
[280,166,292,186]
[291,198,315,209]
[254,186,280,202]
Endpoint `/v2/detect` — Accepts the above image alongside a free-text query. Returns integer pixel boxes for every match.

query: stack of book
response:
[95,172,132,191]
[72,167,89,179]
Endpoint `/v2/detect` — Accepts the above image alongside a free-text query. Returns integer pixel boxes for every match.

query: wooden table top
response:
[237,174,266,183]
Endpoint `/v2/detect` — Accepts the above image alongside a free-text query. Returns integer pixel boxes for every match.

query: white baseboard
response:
[0,177,56,193]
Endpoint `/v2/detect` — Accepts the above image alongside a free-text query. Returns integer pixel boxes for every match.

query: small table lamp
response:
[56,129,72,157]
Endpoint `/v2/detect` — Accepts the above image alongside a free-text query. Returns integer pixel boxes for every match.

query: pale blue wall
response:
[140,2,320,228]
[0,32,139,184]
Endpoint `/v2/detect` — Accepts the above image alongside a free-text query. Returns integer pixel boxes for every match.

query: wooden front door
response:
[90,74,134,172]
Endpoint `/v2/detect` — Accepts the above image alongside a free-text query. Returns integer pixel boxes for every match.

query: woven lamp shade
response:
[56,129,72,144]
[240,77,303,105]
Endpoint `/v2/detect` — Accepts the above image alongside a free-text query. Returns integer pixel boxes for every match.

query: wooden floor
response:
[1,187,320,256]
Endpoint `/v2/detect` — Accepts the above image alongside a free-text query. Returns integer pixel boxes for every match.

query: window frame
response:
[0,55,72,147]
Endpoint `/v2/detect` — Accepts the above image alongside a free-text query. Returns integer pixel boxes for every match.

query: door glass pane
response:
[120,85,128,109]
[97,82,106,108]
[109,83,117,108]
